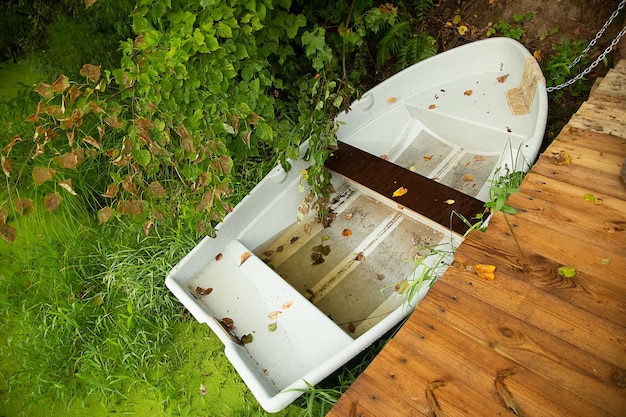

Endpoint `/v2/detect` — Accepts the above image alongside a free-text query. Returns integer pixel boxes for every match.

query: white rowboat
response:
[165,38,548,412]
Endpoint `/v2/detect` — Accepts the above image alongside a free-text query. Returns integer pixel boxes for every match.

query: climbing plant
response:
[1,0,438,242]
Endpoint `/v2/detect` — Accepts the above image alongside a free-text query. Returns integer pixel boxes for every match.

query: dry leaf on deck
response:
[474,264,496,280]
[550,151,571,165]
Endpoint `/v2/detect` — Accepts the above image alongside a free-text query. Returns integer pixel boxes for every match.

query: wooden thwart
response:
[325,141,486,235]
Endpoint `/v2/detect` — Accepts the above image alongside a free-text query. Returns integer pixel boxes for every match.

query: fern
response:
[396,0,435,21]
[396,31,436,70]
[375,0,436,69]
[376,19,412,67]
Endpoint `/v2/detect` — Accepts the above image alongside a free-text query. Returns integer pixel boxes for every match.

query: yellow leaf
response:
[457,25,468,35]
[533,50,542,62]
[444,199,455,205]
[240,251,251,266]
[392,186,408,198]
[452,15,462,25]
[268,311,282,320]
[474,264,496,280]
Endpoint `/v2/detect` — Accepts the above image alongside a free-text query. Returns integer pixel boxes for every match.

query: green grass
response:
[0,73,306,415]
[0,62,42,99]
[0,128,296,417]
[0,194,304,416]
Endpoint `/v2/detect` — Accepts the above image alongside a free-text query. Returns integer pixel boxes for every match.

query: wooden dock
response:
[327,60,626,416]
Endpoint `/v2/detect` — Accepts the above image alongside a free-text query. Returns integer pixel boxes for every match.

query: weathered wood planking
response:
[327,60,626,417]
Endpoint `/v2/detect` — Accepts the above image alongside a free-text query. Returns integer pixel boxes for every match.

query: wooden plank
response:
[329,324,515,417]
[458,225,626,326]
[517,170,626,222]
[557,126,626,156]
[593,60,626,100]
[420,280,626,416]
[511,174,626,250]
[324,141,486,235]
[568,100,626,139]
[527,161,626,207]
[329,371,430,417]
[470,210,626,294]
[404,306,612,417]
[540,140,626,177]
[447,239,626,367]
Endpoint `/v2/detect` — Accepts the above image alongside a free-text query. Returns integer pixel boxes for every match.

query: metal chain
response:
[548,25,626,92]
[570,0,625,68]
[547,0,626,92]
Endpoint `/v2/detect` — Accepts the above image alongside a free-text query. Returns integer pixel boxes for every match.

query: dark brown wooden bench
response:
[324,141,486,235]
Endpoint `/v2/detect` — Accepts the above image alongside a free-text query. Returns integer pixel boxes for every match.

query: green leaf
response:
[205,34,220,51]
[256,123,273,140]
[217,21,233,38]
[133,149,152,167]
[557,265,576,279]
[583,193,596,202]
